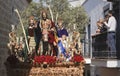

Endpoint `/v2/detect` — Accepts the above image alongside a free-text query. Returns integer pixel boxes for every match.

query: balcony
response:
[91,32,120,68]
[92,32,117,59]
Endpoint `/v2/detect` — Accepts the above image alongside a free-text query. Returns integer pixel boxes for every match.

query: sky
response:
[33,0,39,2]
[32,0,86,7]
[69,0,86,7]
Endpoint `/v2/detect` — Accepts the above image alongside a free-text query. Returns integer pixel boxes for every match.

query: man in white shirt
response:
[104,10,117,57]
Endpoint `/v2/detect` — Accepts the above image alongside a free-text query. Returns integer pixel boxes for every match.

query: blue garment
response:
[58,41,66,57]
[57,28,68,38]
[107,32,116,52]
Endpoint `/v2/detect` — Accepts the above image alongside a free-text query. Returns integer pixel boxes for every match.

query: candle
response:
[74,24,76,29]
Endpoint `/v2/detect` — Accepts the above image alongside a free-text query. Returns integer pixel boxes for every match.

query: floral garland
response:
[34,55,84,65]
[34,55,56,65]
[71,55,84,63]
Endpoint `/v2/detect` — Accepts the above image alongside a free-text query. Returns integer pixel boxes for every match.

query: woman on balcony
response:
[96,19,107,34]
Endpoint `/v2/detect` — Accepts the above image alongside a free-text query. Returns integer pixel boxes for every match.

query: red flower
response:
[72,55,84,63]
[34,55,56,64]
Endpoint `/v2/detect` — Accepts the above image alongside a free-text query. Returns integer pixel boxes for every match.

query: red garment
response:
[48,31,55,44]
[28,28,34,37]
[51,21,55,28]
[47,21,55,42]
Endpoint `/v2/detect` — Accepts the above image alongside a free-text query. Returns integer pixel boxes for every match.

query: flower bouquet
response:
[71,55,84,66]
[33,55,56,67]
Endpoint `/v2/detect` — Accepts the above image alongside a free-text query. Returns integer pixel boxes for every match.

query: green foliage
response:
[17,0,88,36]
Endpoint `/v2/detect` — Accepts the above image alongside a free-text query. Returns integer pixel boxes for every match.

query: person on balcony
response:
[104,10,117,56]
[96,19,107,34]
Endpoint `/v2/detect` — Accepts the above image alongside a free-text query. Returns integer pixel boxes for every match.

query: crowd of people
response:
[7,10,82,62]
[96,10,117,55]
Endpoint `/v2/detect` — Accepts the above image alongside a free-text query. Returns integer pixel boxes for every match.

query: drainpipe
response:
[109,2,113,10]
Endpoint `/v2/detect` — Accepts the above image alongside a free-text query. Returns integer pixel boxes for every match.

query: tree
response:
[16,0,88,36]
[16,2,43,36]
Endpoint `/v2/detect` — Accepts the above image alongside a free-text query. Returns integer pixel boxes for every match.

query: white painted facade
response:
[81,0,120,76]
[83,0,111,35]
[80,0,111,60]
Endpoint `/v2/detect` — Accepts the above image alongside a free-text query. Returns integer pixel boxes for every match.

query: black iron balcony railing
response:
[92,32,117,59]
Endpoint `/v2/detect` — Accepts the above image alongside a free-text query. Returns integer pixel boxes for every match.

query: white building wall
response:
[83,0,110,35]
[82,0,111,57]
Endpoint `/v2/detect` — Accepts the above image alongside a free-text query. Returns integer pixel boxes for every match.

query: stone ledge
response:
[29,67,84,76]
[6,67,84,76]
[5,61,84,76]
